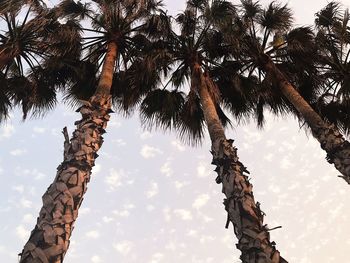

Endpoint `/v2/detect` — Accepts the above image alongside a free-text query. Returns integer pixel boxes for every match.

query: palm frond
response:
[258,1,293,32]
[241,0,261,20]
[140,89,185,130]
[56,0,91,20]
[177,91,205,146]
[315,1,341,28]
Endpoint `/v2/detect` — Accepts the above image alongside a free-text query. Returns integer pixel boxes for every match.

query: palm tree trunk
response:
[262,56,350,183]
[19,42,118,263]
[193,64,287,263]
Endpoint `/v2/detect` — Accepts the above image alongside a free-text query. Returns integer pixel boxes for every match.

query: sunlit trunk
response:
[193,64,287,263]
[262,56,350,183]
[19,42,118,263]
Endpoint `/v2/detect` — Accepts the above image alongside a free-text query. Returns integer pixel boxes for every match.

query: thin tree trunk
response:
[193,64,287,263]
[19,42,118,263]
[262,56,350,183]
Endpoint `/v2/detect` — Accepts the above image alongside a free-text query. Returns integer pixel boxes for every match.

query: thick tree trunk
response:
[19,42,117,263]
[193,65,287,263]
[262,56,350,183]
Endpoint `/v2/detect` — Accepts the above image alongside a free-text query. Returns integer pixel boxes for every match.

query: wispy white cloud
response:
[85,230,100,239]
[0,124,15,140]
[199,235,215,244]
[10,148,27,156]
[22,213,35,224]
[20,198,33,209]
[242,128,262,144]
[108,119,122,128]
[102,216,114,223]
[112,203,135,218]
[113,241,133,256]
[113,138,126,146]
[280,156,294,170]
[140,145,163,159]
[12,185,24,194]
[91,255,102,263]
[187,229,198,237]
[163,207,171,222]
[171,140,185,151]
[174,209,193,221]
[192,194,210,210]
[149,252,164,263]
[105,169,124,190]
[160,161,173,177]
[15,225,29,241]
[197,162,210,178]
[33,127,46,134]
[79,207,91,215]
[112,210,130,218]
[140,131,153,140]
[146,182,159,198]
[147,205,155,212]
[92,164,101,175]
[174,180,189,190]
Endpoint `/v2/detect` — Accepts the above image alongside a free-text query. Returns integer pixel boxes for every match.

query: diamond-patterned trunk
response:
[19,42,117,262]
[194,65,287,263]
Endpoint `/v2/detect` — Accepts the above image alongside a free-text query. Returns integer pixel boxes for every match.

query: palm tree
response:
[0,2,47,119]
[126,1,287,262]
[0,0,82,120]
[225,0,350,183]
[19,0,163,262]
[313,2,350,141]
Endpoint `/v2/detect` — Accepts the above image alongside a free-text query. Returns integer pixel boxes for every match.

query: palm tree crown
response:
[130,0,259,145]
[0,0,83,120]
[314,2,350,136]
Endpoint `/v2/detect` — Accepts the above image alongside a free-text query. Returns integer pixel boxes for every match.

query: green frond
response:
[48,19,83,58]
[315,1,341,28]
[0,0,46,15]
[187,0,208,11]
[286,27,315,51]
[316,97,350,137]
[258,1,293,32]
[142,11,172,39]
[206,0,236,26]
[112,55,162,114]
[0,73,11,121]
[241,0,262,20]
[171,63,190,89]
[254,70,294,125]
[176,91,205,146]
[6,75,36,120]
[285,27,317,68]
[140,89,185,130]
[56,0,91,19]
[29,74,57,119]
[216,103,231,128]
[63,61,98,106]
[176,10,197,37]
[216,73,257,120]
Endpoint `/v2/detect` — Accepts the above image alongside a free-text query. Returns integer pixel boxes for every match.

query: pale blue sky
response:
[1,0,350,262]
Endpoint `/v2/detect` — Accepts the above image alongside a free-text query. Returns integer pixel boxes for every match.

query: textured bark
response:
[94,42,117,98]
[195,66,287,262]
[19,42,117,263]
[262,56,350,183]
